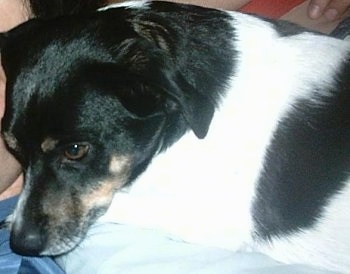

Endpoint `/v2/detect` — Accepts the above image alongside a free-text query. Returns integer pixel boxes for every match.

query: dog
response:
[1,0,350,272]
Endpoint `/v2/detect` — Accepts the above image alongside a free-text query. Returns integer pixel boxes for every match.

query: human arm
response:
[308,0,350,21]
[0,0,29,199]
[282,0,350,33]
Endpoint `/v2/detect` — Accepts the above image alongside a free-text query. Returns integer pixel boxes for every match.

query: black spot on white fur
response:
[253,56,350,239]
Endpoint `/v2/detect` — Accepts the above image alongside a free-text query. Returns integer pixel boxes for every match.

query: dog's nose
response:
[10,226,47,256]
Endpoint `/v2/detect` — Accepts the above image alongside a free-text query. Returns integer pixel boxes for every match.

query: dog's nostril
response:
[10,228,47,256]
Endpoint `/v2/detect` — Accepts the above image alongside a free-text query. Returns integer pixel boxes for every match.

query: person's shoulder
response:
[0,195,18,221]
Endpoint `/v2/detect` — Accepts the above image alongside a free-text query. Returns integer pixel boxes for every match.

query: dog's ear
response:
[126,71,215,139]
[123,61,214,139]
[131,15,176,54]
[157,72,215,139]
[115,19,215,139]
[132,70,215,139]
[82,59,214,139]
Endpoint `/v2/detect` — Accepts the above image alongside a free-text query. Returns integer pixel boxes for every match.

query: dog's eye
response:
[63,144,89,161]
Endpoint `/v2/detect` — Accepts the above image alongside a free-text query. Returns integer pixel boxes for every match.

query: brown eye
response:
[63,144,89,161]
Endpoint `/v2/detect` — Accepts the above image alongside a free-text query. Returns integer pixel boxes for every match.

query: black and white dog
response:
[1,0,350,272]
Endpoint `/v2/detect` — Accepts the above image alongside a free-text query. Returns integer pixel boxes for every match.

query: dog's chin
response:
[39,237,84,256]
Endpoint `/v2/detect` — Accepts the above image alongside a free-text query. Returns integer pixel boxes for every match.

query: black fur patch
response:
[253,55,350,240]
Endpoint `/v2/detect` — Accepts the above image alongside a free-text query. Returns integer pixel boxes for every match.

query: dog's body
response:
[1,1,350,272]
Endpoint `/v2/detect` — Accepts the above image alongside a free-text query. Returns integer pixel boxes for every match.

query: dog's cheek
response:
[77,155,132,225]
[80,180,116,217]
[33,183,116,255]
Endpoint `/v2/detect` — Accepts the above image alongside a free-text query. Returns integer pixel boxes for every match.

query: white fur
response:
[98,0,149,11]
[8,167,32,231]
[99,10,350,272]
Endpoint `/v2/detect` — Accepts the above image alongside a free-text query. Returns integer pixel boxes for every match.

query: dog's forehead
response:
[1,12,144,126]
[1,9,137,86]
[2,5,174,143]
[5,41,112,107]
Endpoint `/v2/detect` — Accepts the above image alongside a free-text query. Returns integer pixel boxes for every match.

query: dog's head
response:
[0,2,222,256]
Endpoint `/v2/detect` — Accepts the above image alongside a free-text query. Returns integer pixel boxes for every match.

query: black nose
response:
[10,225,47,256]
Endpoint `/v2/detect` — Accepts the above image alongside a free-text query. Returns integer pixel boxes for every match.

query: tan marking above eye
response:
[3,132,19,151]
[41,137,59,152]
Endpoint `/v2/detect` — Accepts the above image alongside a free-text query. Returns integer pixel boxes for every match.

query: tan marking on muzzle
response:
[41,137,59,152]
[82,181,116,210]
[82,154,132,211]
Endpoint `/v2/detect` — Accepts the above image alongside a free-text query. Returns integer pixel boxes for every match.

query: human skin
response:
[283,0,350,33]
[309,0,350,21]
[0,0,29,199]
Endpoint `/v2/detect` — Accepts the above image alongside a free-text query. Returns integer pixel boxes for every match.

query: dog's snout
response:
[10,224,47,256]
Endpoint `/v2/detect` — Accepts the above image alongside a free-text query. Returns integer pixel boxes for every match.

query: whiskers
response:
[42,230,85,256]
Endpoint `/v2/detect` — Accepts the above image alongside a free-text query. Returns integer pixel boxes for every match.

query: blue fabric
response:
[57,222,338,274]
[0,196,65,274]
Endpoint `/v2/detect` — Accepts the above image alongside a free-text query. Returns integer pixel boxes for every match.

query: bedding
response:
[56,222,339,274]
